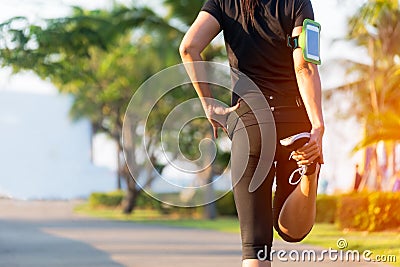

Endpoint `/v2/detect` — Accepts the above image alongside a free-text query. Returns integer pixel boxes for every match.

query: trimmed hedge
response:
[89,190,161,209]
[315,194,337,223]
[337,192,400,231]
[216,191,237,216]
[89,191,125,208]
[214,192,339,221]
[135,192,162,210]
[88,190,400,231]
[336,193,369,231]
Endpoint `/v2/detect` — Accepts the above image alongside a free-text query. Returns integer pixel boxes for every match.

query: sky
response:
[0,0,370,195]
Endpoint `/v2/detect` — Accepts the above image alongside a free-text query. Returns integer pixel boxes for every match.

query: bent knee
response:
[279,233,307,243]
[277,228,309,243]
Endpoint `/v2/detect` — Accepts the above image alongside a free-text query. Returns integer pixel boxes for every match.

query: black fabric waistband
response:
[264,94,303,109]
[237,94,304,112]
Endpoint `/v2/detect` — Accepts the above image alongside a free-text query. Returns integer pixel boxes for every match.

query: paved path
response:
[0,199,393,267]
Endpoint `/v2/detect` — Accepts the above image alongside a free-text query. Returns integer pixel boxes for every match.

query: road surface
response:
[0,199,393,267]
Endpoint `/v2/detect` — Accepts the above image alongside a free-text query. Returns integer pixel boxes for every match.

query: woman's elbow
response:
[179,41,200,59]
[179,41,190,57]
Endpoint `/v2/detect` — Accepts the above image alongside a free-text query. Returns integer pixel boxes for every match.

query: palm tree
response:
[325,0,400,191]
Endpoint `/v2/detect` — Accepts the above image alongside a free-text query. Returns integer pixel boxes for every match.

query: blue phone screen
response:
[307,29,319,57]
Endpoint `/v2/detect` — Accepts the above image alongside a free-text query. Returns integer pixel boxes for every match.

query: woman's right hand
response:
[291,126,324,165]
[203,99,240,139]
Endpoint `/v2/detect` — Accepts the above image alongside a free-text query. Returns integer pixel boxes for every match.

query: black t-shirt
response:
[201,0,314,106]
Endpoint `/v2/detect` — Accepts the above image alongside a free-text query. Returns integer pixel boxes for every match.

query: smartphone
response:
[300,19,321,65]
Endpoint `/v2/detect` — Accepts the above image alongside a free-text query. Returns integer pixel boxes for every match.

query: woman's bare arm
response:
[180,12,239,138]
[291,26,324,164]
[179,11,220,103]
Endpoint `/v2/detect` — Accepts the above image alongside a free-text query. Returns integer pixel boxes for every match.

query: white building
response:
[0,83,116,199]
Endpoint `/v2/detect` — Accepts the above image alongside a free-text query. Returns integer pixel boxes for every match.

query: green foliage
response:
[0,2,228,214]
[135,192,163,210]
[89,191,125,207]
[336,192,400,232]
[0,7,186,216]
[353,111,400,151]
[205,192,341,220]
[89,190,161,210]
[325,2,400,152]
[366,192,400,231]
[336,193,370,231]
[216,191,237,216]
[89,190,238,217]
[315,194,338,223]
[163,0,205,26]
[163,0,225,61]
[88,190,400,232]
[0,5,182,141]
[214,192,341,220]
[348,0,400,55]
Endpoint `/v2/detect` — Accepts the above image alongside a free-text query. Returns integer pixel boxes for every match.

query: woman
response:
[179,0,324,266]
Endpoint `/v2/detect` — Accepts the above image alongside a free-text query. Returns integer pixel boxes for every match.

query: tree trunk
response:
[203,173,217,220]
[116,142,122,190]
[122,163,140,214]
[121,117,140,214]
[362,146,381,191]
[369,38,379,114]
[202,128,217,220]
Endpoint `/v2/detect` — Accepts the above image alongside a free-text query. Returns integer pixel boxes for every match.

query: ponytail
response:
[240,0,259,27]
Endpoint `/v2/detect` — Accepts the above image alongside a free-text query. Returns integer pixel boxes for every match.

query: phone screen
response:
[306,25,320,61]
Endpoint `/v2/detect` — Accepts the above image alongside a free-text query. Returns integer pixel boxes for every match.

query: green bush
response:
[216,191,237,216]
[214,192,341,220]
[89,190,400,232]
[315,194,337,223]
[336,193,370,231]
[89,191,125,208]
[366,192,400,231]
[336,192,400,231]
[89,190,164,209]
[136,192,162,210]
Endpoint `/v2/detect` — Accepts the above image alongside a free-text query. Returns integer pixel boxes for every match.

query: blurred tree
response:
[163,0,225,62]
[163,0,230,219]
[0,5,181,213]
[164,0,204,25]
[0,2,232,216]
[325,0,400,191]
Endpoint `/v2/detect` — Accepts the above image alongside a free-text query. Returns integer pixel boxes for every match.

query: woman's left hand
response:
[204,100,240,139]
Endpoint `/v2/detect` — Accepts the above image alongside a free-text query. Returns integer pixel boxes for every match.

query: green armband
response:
[287,19,321,65]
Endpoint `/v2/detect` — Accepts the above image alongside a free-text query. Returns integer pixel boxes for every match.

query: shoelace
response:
[288,151,308,185]
[288,165,308,185]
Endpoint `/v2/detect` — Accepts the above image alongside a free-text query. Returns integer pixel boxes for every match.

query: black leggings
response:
[229,103,312,261]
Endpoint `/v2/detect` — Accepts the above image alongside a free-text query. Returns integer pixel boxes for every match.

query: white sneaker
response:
[280,132,319,185]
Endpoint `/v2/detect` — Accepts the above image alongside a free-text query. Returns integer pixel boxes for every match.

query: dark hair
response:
[240,0,259,27]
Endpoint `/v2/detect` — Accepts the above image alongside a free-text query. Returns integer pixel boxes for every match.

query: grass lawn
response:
[75,203,399,266]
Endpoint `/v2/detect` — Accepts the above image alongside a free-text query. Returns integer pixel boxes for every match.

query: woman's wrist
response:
[310,123,324,138]
[311,124,324,131]
[202,97,220,112]
[309,116,324,131]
